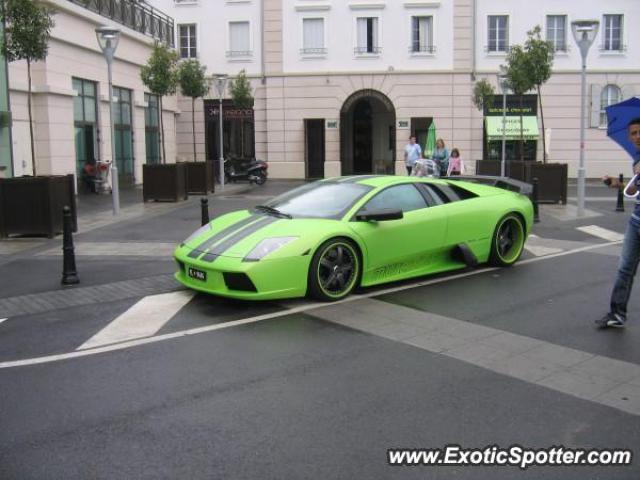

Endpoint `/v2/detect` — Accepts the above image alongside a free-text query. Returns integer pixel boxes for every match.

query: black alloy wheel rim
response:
[318,243,357,297]
[496,218,523,263]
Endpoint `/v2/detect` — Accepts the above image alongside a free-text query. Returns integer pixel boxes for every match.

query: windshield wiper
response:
[254,205,292,219]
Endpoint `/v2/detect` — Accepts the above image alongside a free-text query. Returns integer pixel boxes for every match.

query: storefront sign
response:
[204,100,254,120]
[397,119,410,129]
[326,119,339,129]
[485,116,539,141]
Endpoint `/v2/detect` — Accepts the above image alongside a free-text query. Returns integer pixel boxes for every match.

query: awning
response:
[485,116,539,141]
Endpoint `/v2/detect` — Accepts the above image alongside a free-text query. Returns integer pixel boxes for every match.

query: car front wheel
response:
[308,238,360,301]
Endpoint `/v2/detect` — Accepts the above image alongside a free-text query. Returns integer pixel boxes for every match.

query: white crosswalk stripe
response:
[78,291,195,350]
[0,318,7,325]
[577,225,625,242]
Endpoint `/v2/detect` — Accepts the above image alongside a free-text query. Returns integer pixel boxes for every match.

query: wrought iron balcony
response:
[300,48,328,55]
[354,46,382,55]
[68,0,175,47]
[409,45,437,54]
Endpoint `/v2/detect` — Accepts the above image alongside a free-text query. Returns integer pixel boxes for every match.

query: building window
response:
[546,15,566,52]
[600,85,622,127]
[487,15,508,52]
[72,78,98,187]
[355,17,380,54]
[411,16,434,53]
[302,18,326,55]
[178,24,197,58]
[145,93,161,165]
[602,14,623,51]
[228,21,251,58]
[113,87,135,184]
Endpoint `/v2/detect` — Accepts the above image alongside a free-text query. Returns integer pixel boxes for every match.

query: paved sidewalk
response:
[0,180,303,301]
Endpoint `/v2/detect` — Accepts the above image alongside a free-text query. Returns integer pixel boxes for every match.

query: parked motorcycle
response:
[224,157,268,185]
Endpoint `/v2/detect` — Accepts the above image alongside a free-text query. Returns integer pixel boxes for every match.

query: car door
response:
[349,183,448,285]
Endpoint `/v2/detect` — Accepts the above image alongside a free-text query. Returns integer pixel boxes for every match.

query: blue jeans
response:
[610,218,640,318]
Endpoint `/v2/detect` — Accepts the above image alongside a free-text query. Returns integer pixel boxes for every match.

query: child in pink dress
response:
[447,148,465,176]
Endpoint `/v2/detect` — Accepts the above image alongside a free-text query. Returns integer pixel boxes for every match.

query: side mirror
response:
[355,208,404,222]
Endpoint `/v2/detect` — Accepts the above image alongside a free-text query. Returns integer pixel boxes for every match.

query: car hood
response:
[181,210,337,260]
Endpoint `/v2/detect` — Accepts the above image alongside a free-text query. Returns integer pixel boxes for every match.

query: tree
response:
[505,44,534,161]
[141,43,178,164]
[472,79,495,159]
[178,59,209,162]
[524,25,554,163]
[229,69,253,109]
[1,0,54,176]
[228,70,253,157]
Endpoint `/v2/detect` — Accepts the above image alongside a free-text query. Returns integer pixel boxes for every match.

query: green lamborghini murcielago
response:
[174,175,533,301]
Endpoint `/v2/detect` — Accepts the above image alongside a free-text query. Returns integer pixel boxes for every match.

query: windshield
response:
[263,181,373,219]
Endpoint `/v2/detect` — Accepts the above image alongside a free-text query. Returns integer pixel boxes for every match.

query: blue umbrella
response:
[606,97,640,165]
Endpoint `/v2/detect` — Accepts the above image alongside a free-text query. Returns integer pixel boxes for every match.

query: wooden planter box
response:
[475,160,528,181]
[0,174,77,238]
[143,163,188,202]
[526,162,568,204]
[184,161,214,194]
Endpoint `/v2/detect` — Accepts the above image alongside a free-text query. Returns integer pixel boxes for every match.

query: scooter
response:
[224,157,268,185]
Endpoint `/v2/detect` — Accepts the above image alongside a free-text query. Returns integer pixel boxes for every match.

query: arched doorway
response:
[340,89,396,175]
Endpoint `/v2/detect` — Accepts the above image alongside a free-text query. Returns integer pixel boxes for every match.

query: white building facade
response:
[150,0,640,178]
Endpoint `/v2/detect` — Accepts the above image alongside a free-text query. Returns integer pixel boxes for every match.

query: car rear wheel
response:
[489,214,525,267]
[308,238,360,301]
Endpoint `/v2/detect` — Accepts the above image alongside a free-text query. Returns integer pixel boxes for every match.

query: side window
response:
[424,183,477,203]
[362,184,427,213]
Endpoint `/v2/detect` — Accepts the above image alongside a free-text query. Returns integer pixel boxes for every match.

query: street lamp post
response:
[95,26,121,215]
[214,75,228,190]
[497,66,509,178]
[571,20,599,217]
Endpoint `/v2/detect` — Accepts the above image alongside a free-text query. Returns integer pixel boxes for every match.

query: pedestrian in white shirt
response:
[403,135,422,176]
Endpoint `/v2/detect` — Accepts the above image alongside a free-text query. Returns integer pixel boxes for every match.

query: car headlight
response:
[182,224,211,245]
[243,237,298,262]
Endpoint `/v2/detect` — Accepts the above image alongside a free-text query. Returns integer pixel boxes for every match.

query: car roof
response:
[325,175,450,188]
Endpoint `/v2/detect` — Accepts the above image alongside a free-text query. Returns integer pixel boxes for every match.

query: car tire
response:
[489,213,525,267]
[308,238,361,301]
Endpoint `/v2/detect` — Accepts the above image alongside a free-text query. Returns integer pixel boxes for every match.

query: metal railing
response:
[484,45,512,53]
[354,46,382,55]
[409,45,437,54]
[226,50,253,58]
[599,43,627,52]
[300,47,328,55]
[68,0,175,47]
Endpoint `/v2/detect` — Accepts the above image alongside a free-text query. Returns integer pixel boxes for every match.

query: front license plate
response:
[188,267,207,282]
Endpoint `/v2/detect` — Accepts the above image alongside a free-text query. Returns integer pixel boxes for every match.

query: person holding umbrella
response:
[597,103,640,328]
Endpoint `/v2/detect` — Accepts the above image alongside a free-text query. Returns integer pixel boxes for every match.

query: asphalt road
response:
[1,180,639,479]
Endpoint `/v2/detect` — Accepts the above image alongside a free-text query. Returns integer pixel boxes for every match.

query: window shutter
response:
[621,85,636,101]
[357,18,367,49]
[590,84,602,128]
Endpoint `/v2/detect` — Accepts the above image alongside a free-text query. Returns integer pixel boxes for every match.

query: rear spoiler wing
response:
[446,175,533,196]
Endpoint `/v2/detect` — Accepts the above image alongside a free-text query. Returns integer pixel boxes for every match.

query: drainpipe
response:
[260,0,266,84]
[471,0,477,81]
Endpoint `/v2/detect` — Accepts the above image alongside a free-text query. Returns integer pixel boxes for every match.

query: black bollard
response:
[201,197,210,226]
[61,206,79,285]
[616,173,625,212]
[532,177,540,223]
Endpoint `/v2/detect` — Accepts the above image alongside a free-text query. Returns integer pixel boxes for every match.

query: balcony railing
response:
[68,0,175,47]
[599,43,627,52]
[300,47,327,55]
[226,50,253,58]
[354,46,382,55]
[409,45,437,54]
